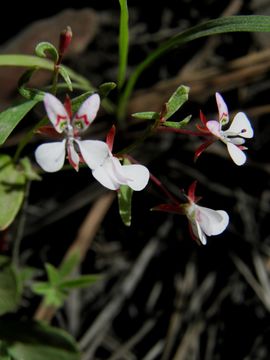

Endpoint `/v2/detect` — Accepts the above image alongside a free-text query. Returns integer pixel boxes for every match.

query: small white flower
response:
[186,201,229,245]
[206,92,254,165]
[35,93,108,172]
[82,141,150,191]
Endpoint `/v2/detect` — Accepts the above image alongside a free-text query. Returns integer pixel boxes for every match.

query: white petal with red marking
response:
[44,93,69,133]
[227,112,254,138]
[76,140,109,169]
[121,164,150,191]
[216,92,229,124]
[206,120,221,138]
[73,93,100,131]
[227,142,246,166]
[35,140,66,172]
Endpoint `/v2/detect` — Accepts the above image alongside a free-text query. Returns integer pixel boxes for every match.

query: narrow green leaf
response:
[45,263,60,285]
[59,274,102,290]
[35,42,59,63]
[165,85,190,120]
[0,265,20,315]
[118,0,129,89]
[0,155,26,230]
[0,319,80,360]
[0,55,91,89]
[0,100,39,145]
[59,252,80,278]
[118,15,270,120]
[98,82,117,98]
[32,282,51,295]
[59,67,73,92]
[118,159,133,226]
[18,68,46,101]
[131,111,159,120]
[162,115,192,129]
[32,282,66,308]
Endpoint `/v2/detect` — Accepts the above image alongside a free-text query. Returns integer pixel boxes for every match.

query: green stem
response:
[12,181,31,268]
[51,65,60,95]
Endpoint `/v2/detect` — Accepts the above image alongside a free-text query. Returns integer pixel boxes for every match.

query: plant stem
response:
[12,181,31,268]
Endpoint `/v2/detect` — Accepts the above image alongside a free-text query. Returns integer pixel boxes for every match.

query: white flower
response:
[186,201,229,245]
[35,93,108,172]
[206,92,254,166]
[82,141,150,191]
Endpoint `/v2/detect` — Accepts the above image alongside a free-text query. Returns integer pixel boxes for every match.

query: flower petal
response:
[73,93,100,131]
[67,140,80,171]
[77,140,110,169]
[216,92,229,125]
[206,120,222,138]
[92,157,124,190]
[35,140,66,172]
[196,205,229,236]
[44,93,69,133]
[121,164,150,191]
[227,112,254,138]
[190,218,207,245]
[227,142,247,166]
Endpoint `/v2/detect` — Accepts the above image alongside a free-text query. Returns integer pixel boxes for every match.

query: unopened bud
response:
[59,26,72,57]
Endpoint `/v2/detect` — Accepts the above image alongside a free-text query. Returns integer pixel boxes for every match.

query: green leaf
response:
[0,265,20,315]
[32,282,51,295]
[35,42,59,63]
[0,155,26,230]
[118,15,270,120]
[45,263,60,285]
[32,282,66,308]
[165,85,189,120]
[20,157,41,181]
[131,111,159,120]
[118,159,134,226]
[59,275,102,290]
[18,68,45,101]
[162,115,192,129]
[0,100,38,145]
[0,319,80,360]
[98,82,117,98]
[59,67,73,92]
[0,54,91,89]
[118,0,129,89]
[59,252,80,278]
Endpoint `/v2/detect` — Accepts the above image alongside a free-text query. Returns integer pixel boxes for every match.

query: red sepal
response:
[188,181,197,202]
[194,139,215,161]
[35,125,62,139]
[106,125,116,152]
[64,95,72,119]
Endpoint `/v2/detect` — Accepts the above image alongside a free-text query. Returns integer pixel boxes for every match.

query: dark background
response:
[1,1,270,359]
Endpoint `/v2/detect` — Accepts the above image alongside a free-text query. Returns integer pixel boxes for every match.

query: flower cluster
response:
[35,91,253,245]
[195,92,254,165]
[35,93,150,191]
